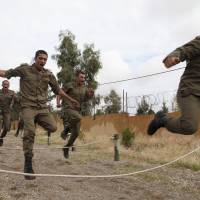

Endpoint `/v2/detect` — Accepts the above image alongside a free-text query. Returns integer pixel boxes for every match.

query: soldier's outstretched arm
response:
[58,88,80,108]
[56,95,61,108]
[163,36,200,68]
[163,56,180,68]
[0,70,7,77]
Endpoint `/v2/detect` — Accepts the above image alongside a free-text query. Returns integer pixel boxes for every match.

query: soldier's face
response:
[35,53,48,70]
[77,73,85,85]
[2,81,9,90]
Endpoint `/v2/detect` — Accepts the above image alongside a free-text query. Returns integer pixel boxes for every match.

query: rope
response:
[0,144,199,178]
[99,67,185,85]
[0,138,112,151]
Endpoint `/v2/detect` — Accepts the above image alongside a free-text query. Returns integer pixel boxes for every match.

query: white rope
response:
[0,140,110,150]
[0,145,200,178]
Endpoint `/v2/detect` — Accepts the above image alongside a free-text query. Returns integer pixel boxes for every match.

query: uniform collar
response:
[32,64,45,73]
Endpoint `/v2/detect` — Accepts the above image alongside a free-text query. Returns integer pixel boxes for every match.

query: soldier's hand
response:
[56,103,61,108]
[163,56,180,68]
[71,98,80,109]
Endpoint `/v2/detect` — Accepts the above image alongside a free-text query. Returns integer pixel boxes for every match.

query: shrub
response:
[121,128,135,148]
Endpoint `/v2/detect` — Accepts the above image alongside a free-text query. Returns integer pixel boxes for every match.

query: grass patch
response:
[175,161,200,171]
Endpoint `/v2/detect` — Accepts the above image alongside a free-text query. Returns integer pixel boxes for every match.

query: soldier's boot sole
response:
[0,138,3,147]
[63,146,69,159]
[147,111,167,135]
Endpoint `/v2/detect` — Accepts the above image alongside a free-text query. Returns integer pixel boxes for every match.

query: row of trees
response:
[11,29,178,120]
[50,29,179,116]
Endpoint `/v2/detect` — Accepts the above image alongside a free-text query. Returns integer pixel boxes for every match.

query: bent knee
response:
[180,120,198,135]
[49,125,57,133]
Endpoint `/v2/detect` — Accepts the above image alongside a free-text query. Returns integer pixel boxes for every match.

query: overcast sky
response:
[0,0,200,113]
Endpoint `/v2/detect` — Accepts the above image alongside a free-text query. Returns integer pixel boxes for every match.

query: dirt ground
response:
[1,132,200,200]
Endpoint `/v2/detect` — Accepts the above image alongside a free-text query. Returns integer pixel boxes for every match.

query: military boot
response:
[0,138,3,146]
[62,145,70,159]
[60,125,70,140]
[24,153,36,180]
[147,111,168,135]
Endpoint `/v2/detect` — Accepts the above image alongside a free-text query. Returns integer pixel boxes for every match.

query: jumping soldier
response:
[0,50,79,180]
[56,70,94,159]
[148,36,200,136]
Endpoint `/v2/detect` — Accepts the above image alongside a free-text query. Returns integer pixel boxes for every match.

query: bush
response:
[121,128,135,148]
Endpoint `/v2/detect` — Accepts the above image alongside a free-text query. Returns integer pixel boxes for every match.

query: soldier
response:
[56,70,94,159]
[0,80,16,146]
[0,50,79,180]
[148,36,200,136]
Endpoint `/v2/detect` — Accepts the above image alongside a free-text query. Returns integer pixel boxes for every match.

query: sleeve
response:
[62,82,73,94]
[4,65,26,79]
[165,36,200,62]
[48,73,61,95]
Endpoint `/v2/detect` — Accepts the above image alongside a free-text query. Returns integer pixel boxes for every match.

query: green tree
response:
[80,44,102,116]
[52,30,81,85]
[53,30,102,116]
[136,96,154,115]
[80,44,102,89]
[104,90,121,114]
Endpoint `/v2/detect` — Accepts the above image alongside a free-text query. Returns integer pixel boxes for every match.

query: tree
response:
[104,90,121,114]
[80,44,102,115]
[80,44,102,89]
[136,96,154,115]
[52,30,81,85]
[52,30,102,116]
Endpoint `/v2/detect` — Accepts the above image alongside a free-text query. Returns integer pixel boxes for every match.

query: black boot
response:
[62,145,70,159]
[24,154,36,180]
[0,138,3,146]
[147,111,168,135]
[60,125,70,140]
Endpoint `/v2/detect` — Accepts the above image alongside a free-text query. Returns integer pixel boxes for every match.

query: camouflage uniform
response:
[5,64,60,156]
[0,89,15,139]
[61,82,91,147]
[149,36,200,135]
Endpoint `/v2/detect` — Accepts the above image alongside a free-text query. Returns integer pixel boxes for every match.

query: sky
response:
[0,0,200,113]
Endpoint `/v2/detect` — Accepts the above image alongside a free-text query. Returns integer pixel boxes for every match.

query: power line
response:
[99,67,185,86]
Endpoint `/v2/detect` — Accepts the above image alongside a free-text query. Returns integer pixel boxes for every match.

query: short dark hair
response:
[2,80,9,84]
[75,69,85,77]
[35,50,48,58]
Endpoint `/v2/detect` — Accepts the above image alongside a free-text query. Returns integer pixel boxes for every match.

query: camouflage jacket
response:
[61,81,91,111]
[164,36,200,96]
[0,89,15,113]
[5,64,60,109]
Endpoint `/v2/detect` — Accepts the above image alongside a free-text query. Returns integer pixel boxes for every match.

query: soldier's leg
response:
[60,114,71,140]
[1,112,11,138]
[36,109,57,133]
[67,121,81,147]
[15,118,24,137]
[63,110,81,159]
[22,108,37,180]
[0,116,3,146]
[148,94,200,135]
[0,113,11,146]
[165,94,200,134]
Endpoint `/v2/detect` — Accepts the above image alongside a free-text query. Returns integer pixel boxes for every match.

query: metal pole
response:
[122,90,124,113]
[113,134,120,161]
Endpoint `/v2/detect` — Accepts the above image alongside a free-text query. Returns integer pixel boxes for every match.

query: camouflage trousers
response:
[22,107,57,156]
[0,112,11,138]
[165,94,200,134]
[62,109,82,147]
